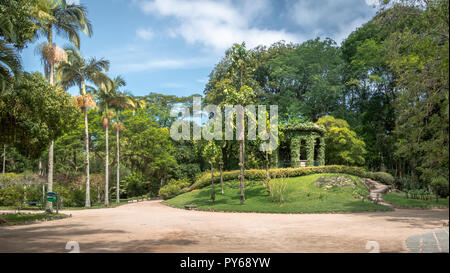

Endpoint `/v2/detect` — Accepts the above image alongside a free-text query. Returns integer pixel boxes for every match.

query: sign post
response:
[46,192,58,214]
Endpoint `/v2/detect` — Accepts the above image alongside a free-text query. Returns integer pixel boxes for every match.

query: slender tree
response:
[202,141,220,202]
[94,76,134,205]
[34,0,92,212]
[214,43,256,204]
[56,46,109,207]
[112,97,145,204]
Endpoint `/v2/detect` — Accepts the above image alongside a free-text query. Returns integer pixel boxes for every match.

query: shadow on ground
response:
[0,223,198,253]
[366,209,448,229]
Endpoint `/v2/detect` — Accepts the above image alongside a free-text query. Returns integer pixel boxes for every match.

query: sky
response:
[21,0,380,97]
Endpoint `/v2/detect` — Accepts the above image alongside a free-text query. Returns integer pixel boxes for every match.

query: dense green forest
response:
[0,0,448,208]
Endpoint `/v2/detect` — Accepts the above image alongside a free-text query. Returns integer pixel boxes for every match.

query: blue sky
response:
[21,0,379,97]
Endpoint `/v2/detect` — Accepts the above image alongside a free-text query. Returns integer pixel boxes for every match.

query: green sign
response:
[46,192,57,202]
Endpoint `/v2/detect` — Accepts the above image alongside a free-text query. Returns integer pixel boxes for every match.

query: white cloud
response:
[136,27,154,40]
[66,0,80,5]
[365,0,380,6]
[289,0,377,43]
[135,0,302,51]
[114,56,212,72]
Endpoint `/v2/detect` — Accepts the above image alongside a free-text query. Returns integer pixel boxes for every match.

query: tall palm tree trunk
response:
[2,144,5,174]
[116,126,120,204]
[239,139,245,205]
[46,33,54,211]
[46,140,54,211]
[238,67,245,205]
[265,151,271,195]
[219,159,224,195]
[83,107,91,207]
[105,122,109,206]
[210,161,215,202]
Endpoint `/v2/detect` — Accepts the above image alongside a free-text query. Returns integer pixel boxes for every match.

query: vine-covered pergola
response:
[271,122,326,168]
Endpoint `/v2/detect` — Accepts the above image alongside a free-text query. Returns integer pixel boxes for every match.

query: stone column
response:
[306,136,315,166]
[318,136,326,166]
[290,136,301,168]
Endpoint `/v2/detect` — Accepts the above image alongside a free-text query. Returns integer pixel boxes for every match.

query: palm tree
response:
[112,97,145,204]
[34,0,92,212]
[94,76,134,206]
[56,46,109,207]
[0,17,22,94]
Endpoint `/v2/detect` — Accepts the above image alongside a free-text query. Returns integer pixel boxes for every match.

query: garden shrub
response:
[123,173,148,198]
[24,186,43,203]
[52,184,98,207]
[159,179,190,200]
[0,185,24,207]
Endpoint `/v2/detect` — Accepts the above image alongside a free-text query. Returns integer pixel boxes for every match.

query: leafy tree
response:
[206,43,257,205]
[267,38,345,122]
[0,72,78,159]
[381,0,449,195]
[316,116,366,166]
[202,141,221,201]
[120,109,176,195]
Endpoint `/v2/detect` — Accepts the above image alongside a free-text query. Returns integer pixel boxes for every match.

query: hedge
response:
[190,165,394,191]
[160,165,395,200]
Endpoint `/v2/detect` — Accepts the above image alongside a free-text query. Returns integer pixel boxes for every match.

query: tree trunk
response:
[239,140,245,205]
[219,160,224,195]
[105,122,109,206]
[97,186,101,204]
[116,126,120,204]
[265,151,272,195]
[84,108,91,207]
[211,161,215,202]
[46,28,54,212]
[38,160,43,176]
[2,144,5,174]
[46,140,54,212]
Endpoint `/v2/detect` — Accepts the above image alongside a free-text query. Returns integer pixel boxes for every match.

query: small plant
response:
[406,189,433,201]
[270,174,289,203]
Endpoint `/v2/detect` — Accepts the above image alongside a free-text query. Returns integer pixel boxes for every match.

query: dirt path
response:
[0,201,448,253]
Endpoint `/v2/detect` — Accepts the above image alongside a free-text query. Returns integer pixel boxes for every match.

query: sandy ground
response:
[0,201,448,253]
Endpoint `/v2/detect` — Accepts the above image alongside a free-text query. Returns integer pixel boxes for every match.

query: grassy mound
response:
[164,174,391,213]
[383,192,449,208]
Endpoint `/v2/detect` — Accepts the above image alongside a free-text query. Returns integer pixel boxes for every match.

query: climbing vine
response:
[272,122,326,167]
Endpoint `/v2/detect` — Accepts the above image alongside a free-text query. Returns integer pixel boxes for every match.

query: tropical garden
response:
[0,0,448,220]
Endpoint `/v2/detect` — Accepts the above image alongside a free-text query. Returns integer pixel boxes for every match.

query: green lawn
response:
[383,192,449,208]
[165,174,391,213]
[1,213,68,225]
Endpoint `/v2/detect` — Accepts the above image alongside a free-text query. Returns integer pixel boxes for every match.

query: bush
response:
[159,179,190,200]
[0,185,24,207]
[365,172,395,185]
[0,173,45,188]
[188,165,395,191]
[52,184,98,207]
[24,186,43,203]
[123,173,148,198]
[70,189,85,207]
